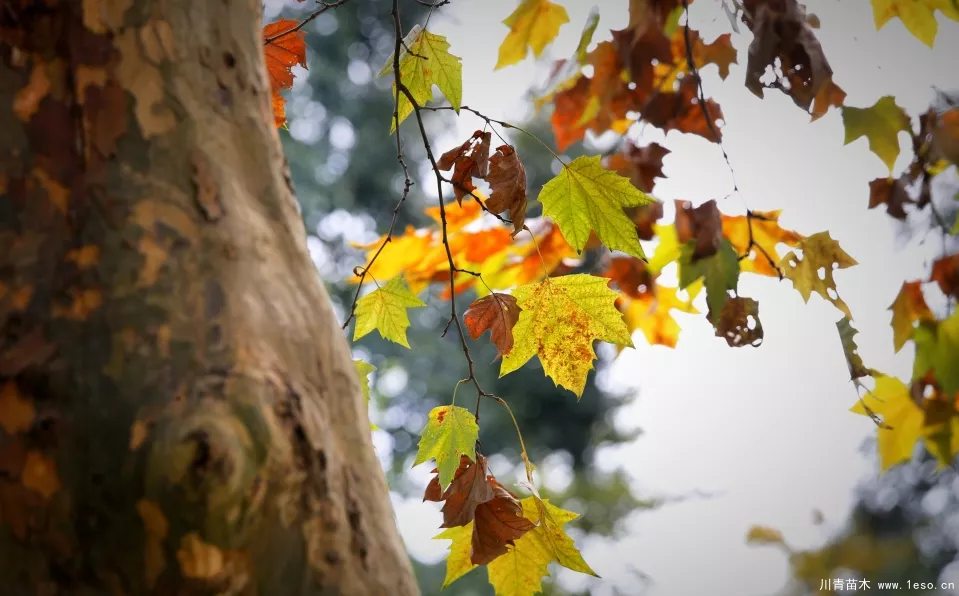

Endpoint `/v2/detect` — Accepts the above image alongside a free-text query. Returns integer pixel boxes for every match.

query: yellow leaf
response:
[501,274,633,396]
[538,156,655,259]
[746,525,786,546]
[621,285,699,348]
[647,223,681,274]
[413,405,479,488]
[495,0,570,70]
[487,497,597,596]
[353,276,426,348]
[841,96,912,173]
[435,524,478,587]
[354,359,379,431]
[871,0,959,47]
[721,210,804,277]
[850,375,922,471]
[779,231,858,318]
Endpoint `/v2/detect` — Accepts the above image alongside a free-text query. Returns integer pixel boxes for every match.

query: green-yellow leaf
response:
[354,359,379,431]
[913,310,959,396]
[677,239,740,324]
[487,497,598,596]
[353,276,426,348]
[538,155,655,259]
[647,223,681,274]
[888,281,933,352]
[841,96,912,172]
[836,317,871,381]
[850,375,922,471]
[435,524,478,588]
[495,0,570,70]
[501,274,633,397]
[779,231,858,318]
[414,405,479,488]
[871,0,959,47]
[381,28,462,132]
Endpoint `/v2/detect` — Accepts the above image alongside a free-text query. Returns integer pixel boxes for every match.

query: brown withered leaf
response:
[602,256,657,299]
[485,145,528,235]
[868,177,913,221]
[464,294,521,357]
[711,296,764,348]
[633,201,665,241]
[643,76,724,141]
[931,253,959,300]
[612,25,674,94]
[606,142,670,193]
[470,478,535,566]
[438,131,492,205]
[809,77,846,121]
[424,455,496,528]
[675,199,722,260]
[742,0,833,113]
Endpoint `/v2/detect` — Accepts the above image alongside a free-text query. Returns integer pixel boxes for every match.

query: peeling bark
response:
[0,1,418,594]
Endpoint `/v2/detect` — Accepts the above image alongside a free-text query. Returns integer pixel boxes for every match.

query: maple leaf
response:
[485,145,528,235]
[913,311,959,396]
[353,276,426,348]
[424,455,495,528]
[633,201,666,241]
[809,78,847,121]
[647,222,682,274]
[414,405,479,489]
[841,96,912,172]
[602,256,657,299]
[930,253,959,299]
[439,131,492,204]
[675,199,723,260]
[378,26,462,132]
[354,359,379,431]
[871,0,959,47]
[495,0,570,70]
[742,0,834,113]
[779,231,858,318]
[621,284,699,348]
[851,375,923,471]
[487,497,598,595]
[836,317,872,381]
[868,177,913,220]
[539,156,655,259]
[678,238,740,324]
[889,281,933,352]
[713,296,764,348]
[262,19,307,128]
[605,142,671,193]
[464,293,521,357]
[435,524,477,587]
[663,28,738,82]
[643,76,725,141]
[721,210,804,277]
[501,274,633,396]
[471,480,537,565]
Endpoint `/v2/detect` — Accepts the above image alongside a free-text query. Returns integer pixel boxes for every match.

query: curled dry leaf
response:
[464,293,521,357]
[470,478,535,565]
[675,199,723,260]
[742,0,835,113]
[424,455,495,528]
[485,145,528,235]
[836,316,871,381]
[712,296,764,348]
[438,131,492,205]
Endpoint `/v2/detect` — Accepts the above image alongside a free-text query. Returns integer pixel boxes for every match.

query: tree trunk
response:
[0,1,418,594]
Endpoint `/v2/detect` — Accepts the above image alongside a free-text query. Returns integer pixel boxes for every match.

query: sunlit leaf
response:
[779,231,858,318]
[495,0,570,70]
[414,405,479,489]
[842,96,912,172]
[353,276,426,348]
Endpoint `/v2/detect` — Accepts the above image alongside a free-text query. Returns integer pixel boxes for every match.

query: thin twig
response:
[264,0,355,45]
[681,0,783,277]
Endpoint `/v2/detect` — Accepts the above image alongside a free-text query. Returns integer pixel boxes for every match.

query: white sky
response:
[379,2,959,595]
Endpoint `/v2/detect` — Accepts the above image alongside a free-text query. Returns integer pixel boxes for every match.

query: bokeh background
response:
[263,0,959,594]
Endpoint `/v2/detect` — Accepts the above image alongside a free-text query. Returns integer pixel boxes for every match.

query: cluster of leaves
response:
[263,0,959,593]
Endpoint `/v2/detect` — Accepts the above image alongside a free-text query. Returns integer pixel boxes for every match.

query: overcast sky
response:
[384,2,959,595]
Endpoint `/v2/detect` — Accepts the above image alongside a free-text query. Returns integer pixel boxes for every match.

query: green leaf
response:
[678,239,740,324]
[841,96,912,172]
[538,155,655,259]
[382,28,462,132]
[501,274,633,397]
[913,311,959,396]
[574,7,600,62]
[414,405,479,488]
[354,359,378,431]
[353,276,426,348]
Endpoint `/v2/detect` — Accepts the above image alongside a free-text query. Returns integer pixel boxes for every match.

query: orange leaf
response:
[888,281,933,352]
[438,131,492,205]
[643,77,724,141]
[464,293,521,357]
[931,253,959,300]
[602,256,657,299]
[605,142,670,193]
[263,19,307,127]
[485,145,528,235]
[721,210,803,277]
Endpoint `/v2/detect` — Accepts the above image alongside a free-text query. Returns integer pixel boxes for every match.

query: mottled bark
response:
[0,1,417,594]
